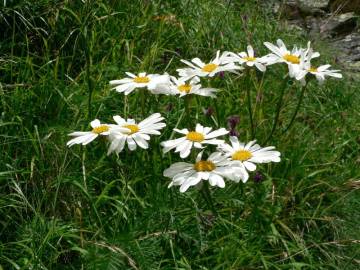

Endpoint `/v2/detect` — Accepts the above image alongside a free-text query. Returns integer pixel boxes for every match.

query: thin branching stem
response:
[264,78,289,144]
[252,71,265,120]
[282,83,307,135]
[246,80,255,138]
[184,95,192,129]
[244,69,256,138]
[140,89,146,117]
[201,182,218,217]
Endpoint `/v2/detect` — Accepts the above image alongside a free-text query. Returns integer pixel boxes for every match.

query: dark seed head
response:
[218,71,225,79]
[229,129,239,137]
[227,115,240,129]
[253,171,264,183]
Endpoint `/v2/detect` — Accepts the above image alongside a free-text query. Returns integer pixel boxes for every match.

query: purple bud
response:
[227,115,240,129]
[203,107,214,117]
[253,171,264,183]
[218,71,225,79]
[229,129,239,137]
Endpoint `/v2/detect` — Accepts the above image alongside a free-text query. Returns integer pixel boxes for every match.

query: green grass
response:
[1,0,359,269]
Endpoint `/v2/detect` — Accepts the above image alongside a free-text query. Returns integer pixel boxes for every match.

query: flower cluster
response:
[164,135,281,192]
[67,39,342,193]
[67,113,166,154]
[107,40,341,98]
[264,40,342,84]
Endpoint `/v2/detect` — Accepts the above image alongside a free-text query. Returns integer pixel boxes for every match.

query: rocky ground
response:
[265,0,360,78]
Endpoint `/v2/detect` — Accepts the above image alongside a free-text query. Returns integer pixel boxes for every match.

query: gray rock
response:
[339,33,360,50]
[296,0,329,14]
[333,33,360,60]
[280,1,302,19]
[331,32,360,78]
[266,0,360,77]
[320,12,358,37]
[306,16,321,36]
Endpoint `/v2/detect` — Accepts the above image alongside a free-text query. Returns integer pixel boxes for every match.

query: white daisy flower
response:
[218,136,281,183]
[164,151,234,192]
[296,49,342,84]
[298,65,342,84]
[161,124,228,158]
[176,50,242,80]
[263,39,320,78]
[154,76,218,97]
[107,113,166,154]
[66,119,128,147]
[264,39,302,65]
[110,72,170,95]
[223,45,267,72]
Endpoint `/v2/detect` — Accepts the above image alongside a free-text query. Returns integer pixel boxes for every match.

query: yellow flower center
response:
[92,125,109,134]
[186,131,205,142]
[244,56,256,61]
[123,124,139,134]
[178,84,192,93]
[194,160,216,172]
[308,67,318,72]
[202,63,218,72]
[133,76,150,83]
[232,150,252,161]
[283,54,300,64]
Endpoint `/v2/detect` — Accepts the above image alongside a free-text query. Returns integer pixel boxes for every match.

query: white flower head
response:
[296,49,342,84]
[156,76,218,97]
[263,39,320,78]
[110,72,169,95]
[223,45,267,72]
[176,50,242,80]
[218,136,281,183]
[161,124,228,158]
[107,113,166,154]
[66,119,128,147]
[151,76,217,97]
[164,151,234,192]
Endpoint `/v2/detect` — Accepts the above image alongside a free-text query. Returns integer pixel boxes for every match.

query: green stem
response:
[140,89,146,117]
[213,99,220,127]
[201,182,218,217]
[264,78,288,144]
[184,95,192,129]
[252,71,265,123]
[124,95,128,118]
[168,109,185,141]
[244,69,257,138]
[246,83,254,139]
[282,83,307,135]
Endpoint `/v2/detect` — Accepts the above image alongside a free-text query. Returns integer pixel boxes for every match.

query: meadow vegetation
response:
[0,0,359,269]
